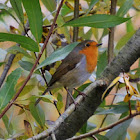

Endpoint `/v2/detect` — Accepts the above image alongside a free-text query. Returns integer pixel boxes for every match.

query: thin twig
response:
[13,103,30,111]
[91,135,98,140]
[108,0,117,63]
[0,0,64,120]
[69,112,140,140]
[0,54,15,88]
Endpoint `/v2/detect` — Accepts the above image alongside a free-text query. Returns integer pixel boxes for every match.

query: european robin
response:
[36,40,102,104]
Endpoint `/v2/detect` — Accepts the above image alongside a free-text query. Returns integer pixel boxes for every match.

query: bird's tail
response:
[35,87,49,106]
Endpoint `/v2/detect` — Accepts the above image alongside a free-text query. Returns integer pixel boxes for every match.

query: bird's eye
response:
[86,43,90,47]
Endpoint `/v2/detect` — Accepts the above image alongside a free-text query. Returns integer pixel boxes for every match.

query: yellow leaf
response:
[13,53,24,63]
[102,76,121,100]
[131,85,139,95]
[124,78,134,95]
[65,1,74,10]
[24,120,33,137]
[124,94,132,102]
[136,100,140,112]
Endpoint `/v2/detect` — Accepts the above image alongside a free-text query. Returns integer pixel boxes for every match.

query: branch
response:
[0,0,64,119]
[108,0,117,63]
[27,28,140,140]
[69,112,140,140]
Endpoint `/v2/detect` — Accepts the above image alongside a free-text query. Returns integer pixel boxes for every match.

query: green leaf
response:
[0,33,39,52]
[45,70,52,83]
[41,0,56,13]
[85,0,99,16]
[57,101,63,112]
[136,132,140,140]
[22,0,43,43]
[137,83,140,93]
[105,119,132,140]
[63,14,130,28]
[18,61,40,74]
[86,122,96,132]
[115,30,136,51]
[35,95,57,103]
[10,0,24,24]
[29,103,45,127]
[119,111,129,119]
[19,85,34,97]
[0,68,22,110]
[28,95,57,103]
[2,114,13,135]
[37,42,79,69]
[126,15,134,32]
[96,105,132,115]
[117,0,133,17]
[97,51,107,78]
[61,4,73,16]
[0,3,19,24]
[7,46,31,58]
[0,62,5,67]
[57,93,62,102]
[79,122,87,134]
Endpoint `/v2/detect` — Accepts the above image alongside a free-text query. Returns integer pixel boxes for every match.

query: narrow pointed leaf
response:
[0,3,19,24]
[63,14,130,28]
[0,68,22,110]
[115,30,136,51]
[10,0,24,24]
[105,119,132,140]
[42,0,56,13]
[0,33,39,52]
[102,77,121,100]
[7,46,31,58]
[117,0,133,17]
[37,42,79,69]
[18,61,40,74]
[85,0,99,16]
[29,103,45,127]
[24,120,33,137]
[22,0,43,43]
[97,51,107,78]
[2,114,13,135]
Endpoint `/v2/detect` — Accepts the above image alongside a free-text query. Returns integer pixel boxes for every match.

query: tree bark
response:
[27,28,140,140]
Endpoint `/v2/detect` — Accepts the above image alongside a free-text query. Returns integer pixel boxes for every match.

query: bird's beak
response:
[96,43,102,47]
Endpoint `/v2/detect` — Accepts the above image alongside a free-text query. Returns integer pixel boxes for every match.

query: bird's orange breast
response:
[79,46,98,73]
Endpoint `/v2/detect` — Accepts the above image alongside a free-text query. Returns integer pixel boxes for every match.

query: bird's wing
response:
[48,50,84,87]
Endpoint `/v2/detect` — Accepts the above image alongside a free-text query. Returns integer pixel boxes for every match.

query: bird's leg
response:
[73,88,87,98]
[65,87,79,106]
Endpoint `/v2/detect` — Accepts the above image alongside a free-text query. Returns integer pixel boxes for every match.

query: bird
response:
[36,40,102,105]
